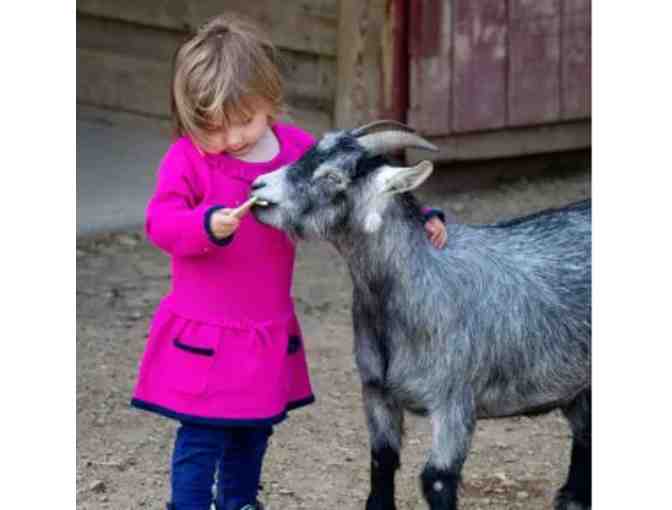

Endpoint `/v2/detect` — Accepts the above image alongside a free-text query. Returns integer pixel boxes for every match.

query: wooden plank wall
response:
[508,0,561,126]
[76,0,338,135]
[407,0,453,135]
[408,0,591,160]
[453,0,508,133]
[561,0,591,119]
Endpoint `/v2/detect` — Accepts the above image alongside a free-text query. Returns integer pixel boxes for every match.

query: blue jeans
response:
[170,422,272,510]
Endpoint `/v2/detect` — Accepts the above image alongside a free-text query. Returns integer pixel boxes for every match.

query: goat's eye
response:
[325,172,342,184]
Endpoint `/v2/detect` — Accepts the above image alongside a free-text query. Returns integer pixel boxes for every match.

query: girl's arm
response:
[145,144,232,257]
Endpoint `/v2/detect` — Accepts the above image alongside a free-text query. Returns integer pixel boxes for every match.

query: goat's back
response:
[404,199,591,415]
[445,199,591,289]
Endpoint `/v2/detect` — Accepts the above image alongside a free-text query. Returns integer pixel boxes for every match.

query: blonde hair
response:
[170,14,284,145]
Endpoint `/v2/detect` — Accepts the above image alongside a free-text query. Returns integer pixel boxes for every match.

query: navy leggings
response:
[170,422,272,510]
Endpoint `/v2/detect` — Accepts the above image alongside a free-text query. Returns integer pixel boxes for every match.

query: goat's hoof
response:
[365,494,396,510]
[554,490,591,510]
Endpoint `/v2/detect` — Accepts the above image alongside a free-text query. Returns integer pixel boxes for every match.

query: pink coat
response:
[132,123,316,426]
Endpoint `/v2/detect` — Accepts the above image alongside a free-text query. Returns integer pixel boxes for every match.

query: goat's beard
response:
[252,206,304,242]
[251,205,281,227]
[254,203,349,244]
[283,217,328,243]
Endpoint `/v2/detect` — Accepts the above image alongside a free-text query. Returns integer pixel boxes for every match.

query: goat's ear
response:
[377,160,434,195]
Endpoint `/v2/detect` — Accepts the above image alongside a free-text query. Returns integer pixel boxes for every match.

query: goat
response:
[250,121,591,510]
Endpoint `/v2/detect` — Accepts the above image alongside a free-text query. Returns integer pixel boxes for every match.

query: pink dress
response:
[131,123,316,426]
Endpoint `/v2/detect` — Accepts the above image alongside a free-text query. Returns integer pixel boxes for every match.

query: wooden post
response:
[380,0,409,121]
[335,0,387,129]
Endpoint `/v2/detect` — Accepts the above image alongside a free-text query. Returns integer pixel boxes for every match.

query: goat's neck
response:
[332,195,429,293]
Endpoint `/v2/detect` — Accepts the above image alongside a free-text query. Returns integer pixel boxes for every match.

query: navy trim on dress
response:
[130,395,315,427]
[204,205,235,246]
[173,338,215,357]
[423,208,446,224]
[286,395,315,411]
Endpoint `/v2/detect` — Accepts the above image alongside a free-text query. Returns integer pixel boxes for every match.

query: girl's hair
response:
[170,14,284,145]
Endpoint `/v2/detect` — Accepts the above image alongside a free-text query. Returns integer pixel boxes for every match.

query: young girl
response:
[131,14,448,510]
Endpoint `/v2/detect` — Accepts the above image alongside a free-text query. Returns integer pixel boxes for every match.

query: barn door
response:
[407,0,590,136]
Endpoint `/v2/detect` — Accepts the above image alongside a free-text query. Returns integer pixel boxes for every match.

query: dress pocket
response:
[206,330,259,395]
[162,321,219,395]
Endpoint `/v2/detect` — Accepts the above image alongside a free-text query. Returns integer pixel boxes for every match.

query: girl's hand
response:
[209,209,240,240]
[425,216,447,249]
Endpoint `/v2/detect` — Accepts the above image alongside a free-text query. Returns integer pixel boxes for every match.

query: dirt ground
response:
[77,166,591,510]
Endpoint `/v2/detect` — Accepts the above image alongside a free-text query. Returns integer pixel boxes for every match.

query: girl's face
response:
[198,101,273,156]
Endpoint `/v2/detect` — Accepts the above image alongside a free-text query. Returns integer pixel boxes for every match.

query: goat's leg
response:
[556,390,591,510]
[421,395,476,510]
[362,384,404,510]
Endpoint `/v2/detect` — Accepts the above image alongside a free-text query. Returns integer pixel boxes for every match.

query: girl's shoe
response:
[166,504,264,510]
[239,502,265,510]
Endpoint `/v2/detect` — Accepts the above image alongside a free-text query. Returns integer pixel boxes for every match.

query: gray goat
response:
[250,121,591,510]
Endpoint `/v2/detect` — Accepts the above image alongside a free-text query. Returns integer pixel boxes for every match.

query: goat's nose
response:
[251,181,266,191]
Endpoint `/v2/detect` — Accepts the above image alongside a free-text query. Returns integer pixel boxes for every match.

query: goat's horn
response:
[350,120,416,137]
[357,131,439,155]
